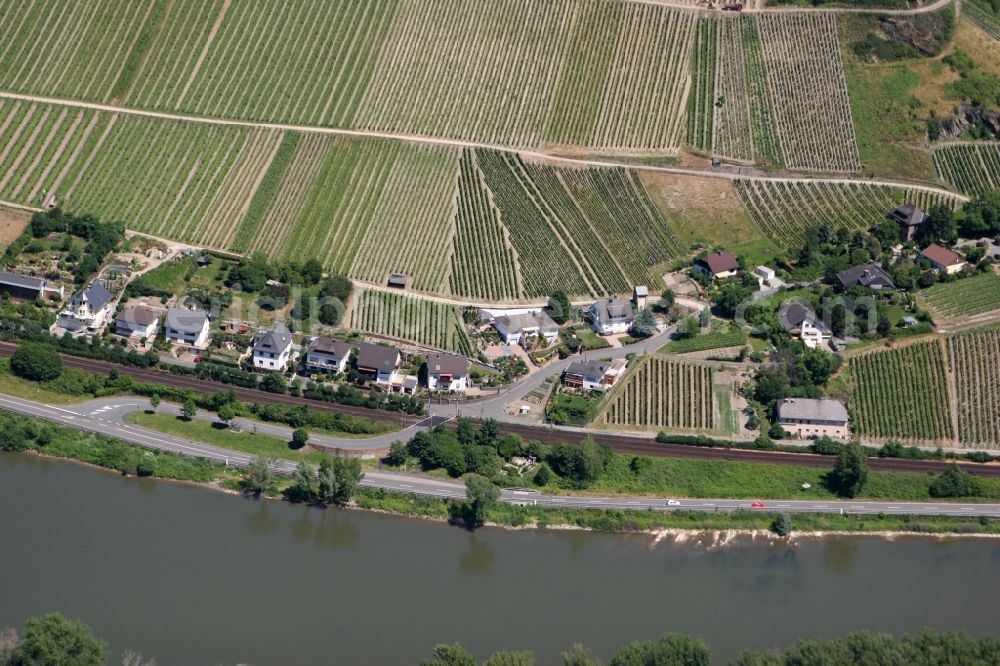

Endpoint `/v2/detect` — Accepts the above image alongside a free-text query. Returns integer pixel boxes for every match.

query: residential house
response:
[389,373,419,395]
[424,353,470,392]
[837,262,895,290]
[562,358,628,392]
[494,311,560,346]
[356,343,401,385]
[694,252,739,279]
[0,271,54,301]
[114,307,159,342]
[779,302,831,349]
[633,285,649,310]
[921,244,966,274]
[890,203,928,242]
[252,322,293,371]
[57,281,114,333]
[776,398,850,439]
[590,298,634,336]
[304,336,352,375]
[164,308,211,349]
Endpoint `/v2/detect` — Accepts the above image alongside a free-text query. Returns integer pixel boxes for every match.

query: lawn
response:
[127,412,331,465]
[132,257,195,293]
[0,364,89,405]
[570,325,611,351]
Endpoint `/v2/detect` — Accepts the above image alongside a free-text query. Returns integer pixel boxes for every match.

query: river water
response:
[2,452,999,665]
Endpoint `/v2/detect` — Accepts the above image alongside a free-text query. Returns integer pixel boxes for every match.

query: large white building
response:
[563,358,628,392]
[164,308,211,349]
[494,311,559,346]
[776,398,850,439]
[114,307,160,342]
[252,322,294,371]
[424,353,469,392]
[304,336,352,375]
[57,282,114,333]
[356,343,401,385]
[590,298,634,336]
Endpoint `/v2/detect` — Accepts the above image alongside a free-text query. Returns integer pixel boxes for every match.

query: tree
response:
[317,456,363,505]
[547,290,572,324]
[216,403,238,426]
[10,342,62,381]
[240,457,277,496]
[135,453,155,477]
[533,463,552,486]
[754,366,790,406]
[767,423,786,440]
[608,634,710,666]
[930,464,981,498]
[420,643,477,666]
[830,442,869,498]
[260,372,287,394]
[772,513,793,536]
[674,317,700,340]
[465,474,501,526]
[180,399,197,421]
[830,303,846,338]
[483,651,536,666]
[629,308,657,338]
[14,613,108,666]
[302,258,324,285]
[291,428,309,449]
[318,302,343,327]
[148,394,160,413]
[319,274,353,303]
[287,461,316,502]
[383,440,407,467]
[659,288,676,311]
[562,644,601,666]
[920,205,958,245]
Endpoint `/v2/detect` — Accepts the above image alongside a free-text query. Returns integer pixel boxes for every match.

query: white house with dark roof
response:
[252,322,293,371]
[590,298,634,336]
[563,358,628,392]
[424,353,469,392]
[58,281,114,333]
[837,262,895,290]
[304,336,352,375]
[779,302,831,349]
[164,308,210,349]
[695,252,740,279]
[356,343,401,385]
[494,311,559,346]
[776,398,849,439]
[114,307,160,342]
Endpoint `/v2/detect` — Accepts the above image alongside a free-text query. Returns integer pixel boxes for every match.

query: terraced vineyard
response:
[448,150,523,302]
[733,179,960,248]
[948,327,1000,449]
[351,289,473,355]
[597,356,718,432]
[932,144,1000,196]
[849,341,954,444]
[756,14,860,172]
[918,272,1000,322]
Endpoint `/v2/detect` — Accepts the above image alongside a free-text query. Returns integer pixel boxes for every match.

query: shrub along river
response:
[2,451,999,665]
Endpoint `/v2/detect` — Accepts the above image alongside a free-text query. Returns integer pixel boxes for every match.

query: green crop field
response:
[351,289,472,355]
[849,340,954,445]
[597,356,724,432]
[932,143,1000,196]
[733,179,960,249]
[660,328,748,355]
[948,327,1000,449]
[919,272,1000,322]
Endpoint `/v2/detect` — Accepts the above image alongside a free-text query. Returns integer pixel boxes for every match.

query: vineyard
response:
[351,290,473,356]
[732,179,960,248]
[756,14,860,172]
[918,272,1000,323]
[947,327,1000,449]
[964,1,1000,40]
[849,340,954,444]
[686,18,717,152]
[0,0,698,154]
[661,328,748,354]
[597,356,723,432]
[932,143,1000,196]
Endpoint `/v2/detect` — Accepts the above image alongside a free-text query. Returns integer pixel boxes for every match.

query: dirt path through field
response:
[0,90,967,203]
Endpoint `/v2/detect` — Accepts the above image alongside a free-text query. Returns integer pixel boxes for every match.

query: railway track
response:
[2,342,998,477]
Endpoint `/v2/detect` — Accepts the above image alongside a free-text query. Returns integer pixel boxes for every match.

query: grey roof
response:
[76,281,112,311]
[837,262,895,290]
[254,322,292,352]
[697,252,739,275]
[890,203,928,227]
[591,298,634,324]
[495,311,559,334]
[565,359,614,380]
[0,270,45,291]
[165,308,209,334]
[116,307,159,326]
[779,302,829,334]
[307,336,352,358]
[776,398,849,424]
[425,353,468,376]
[356,343,400,372]
[634,285,649,297]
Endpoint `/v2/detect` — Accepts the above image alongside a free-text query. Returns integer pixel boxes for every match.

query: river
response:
[2,452,999,665]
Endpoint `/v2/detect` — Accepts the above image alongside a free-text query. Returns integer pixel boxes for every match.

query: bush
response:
[10,342,62,381]
[533,463,552,486]
[930,464,981,498]
[772,513,793,536]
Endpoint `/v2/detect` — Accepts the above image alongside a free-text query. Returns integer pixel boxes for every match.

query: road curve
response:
[2,391,999,518]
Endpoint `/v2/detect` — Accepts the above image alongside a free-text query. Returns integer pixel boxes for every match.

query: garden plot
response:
[351,289,473,356]
[756,14,861,172]
[932,143,1000,196]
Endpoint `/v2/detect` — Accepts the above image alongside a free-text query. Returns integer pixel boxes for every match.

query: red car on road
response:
[750,502,765,509]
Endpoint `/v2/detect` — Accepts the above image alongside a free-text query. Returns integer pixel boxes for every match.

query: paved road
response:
[3,392,1000,518]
